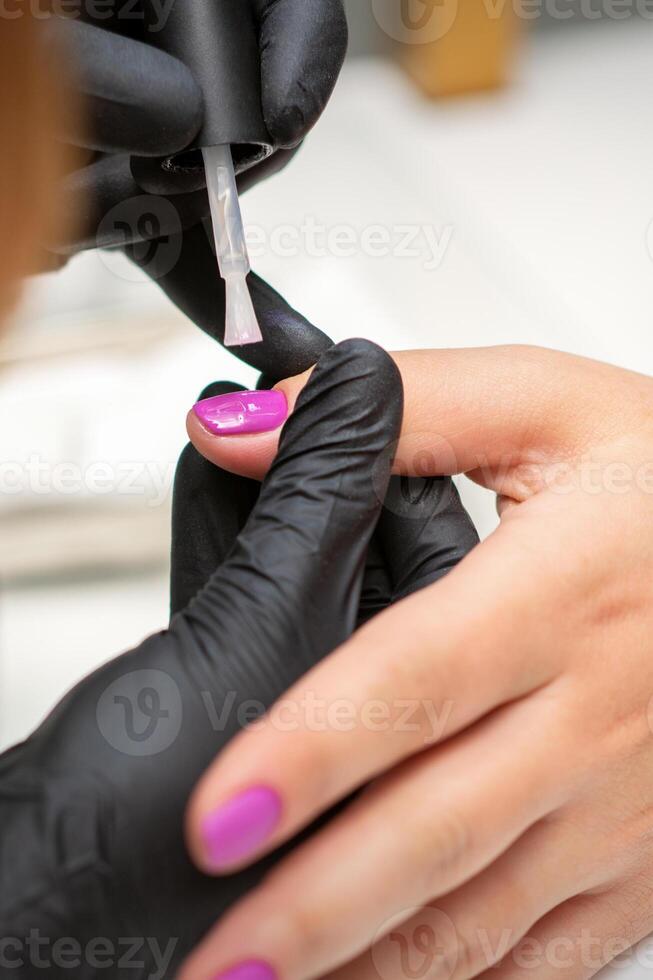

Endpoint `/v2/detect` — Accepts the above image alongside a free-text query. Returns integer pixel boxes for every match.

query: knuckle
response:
[243,875,328,969]
[282,898,331,967]
[420,808,473,891]
[450,920,501,979]
[451,934,485,980]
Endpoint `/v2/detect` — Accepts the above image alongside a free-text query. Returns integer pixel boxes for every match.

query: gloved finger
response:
[356,534,393,628]
[185,340,402,867]
[376,476,480,602]
[173,385,433,637]
[255,0,348,147]
[171,383,259,617]
[172,392,401,630]
[175,392,415,632]
[126,221,333,381]
[176,381,397,630]
[48,17,203,156]
[356,478,479,628]
[52,154,210,254]
[180,340,402,790]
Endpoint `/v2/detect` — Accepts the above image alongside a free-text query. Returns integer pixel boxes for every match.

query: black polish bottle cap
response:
[134,0,273,191]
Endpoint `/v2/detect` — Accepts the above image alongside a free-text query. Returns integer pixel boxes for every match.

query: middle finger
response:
[181,693,570,980]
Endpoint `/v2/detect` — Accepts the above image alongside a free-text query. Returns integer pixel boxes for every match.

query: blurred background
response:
[2,3,653,847]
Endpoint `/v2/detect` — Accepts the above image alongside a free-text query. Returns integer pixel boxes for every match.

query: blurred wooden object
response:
[402,0,519,97]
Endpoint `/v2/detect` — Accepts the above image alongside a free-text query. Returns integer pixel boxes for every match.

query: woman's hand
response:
[182,345,653,980]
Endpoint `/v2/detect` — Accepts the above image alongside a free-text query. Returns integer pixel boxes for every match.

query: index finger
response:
[51,18,202,155]
[255,0,348,147]
[188,346,640,486]
[186,520,557,876]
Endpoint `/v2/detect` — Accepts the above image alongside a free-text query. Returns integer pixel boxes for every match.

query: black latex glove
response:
[51,0,348,253]
[47,0,346,379]
[0,341,478,980]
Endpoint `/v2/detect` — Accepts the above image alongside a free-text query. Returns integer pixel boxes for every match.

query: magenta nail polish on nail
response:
[211,961,277,980]
[193,390,287,435]
[202,786,282,870]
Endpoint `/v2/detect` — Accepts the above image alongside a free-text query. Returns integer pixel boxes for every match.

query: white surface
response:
[1,24,653,973]
[0,571,169,748]
[244,25,653,371]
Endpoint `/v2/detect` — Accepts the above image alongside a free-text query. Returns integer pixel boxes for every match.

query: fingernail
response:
[193,390,287,436]
[211,961,277,980]
[201,786,282,870]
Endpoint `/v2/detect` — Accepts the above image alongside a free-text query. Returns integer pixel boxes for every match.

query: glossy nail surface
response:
[193,390,287,435]
[211,961,277,980]
[201,786,282,870]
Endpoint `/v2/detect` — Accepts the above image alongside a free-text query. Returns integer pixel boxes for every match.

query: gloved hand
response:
[0,341,478,980]
[47,0,347,378]
[52,0,347,251]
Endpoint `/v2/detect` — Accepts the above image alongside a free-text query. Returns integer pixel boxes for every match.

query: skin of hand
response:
[181,345,653,980]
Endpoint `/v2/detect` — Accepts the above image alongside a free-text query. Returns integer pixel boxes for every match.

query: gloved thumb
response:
[179,339,402,727]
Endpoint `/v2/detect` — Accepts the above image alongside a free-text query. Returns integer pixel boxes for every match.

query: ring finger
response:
[325,807,614,980]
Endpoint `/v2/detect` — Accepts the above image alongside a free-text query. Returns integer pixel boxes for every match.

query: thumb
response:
[188,346,644,498]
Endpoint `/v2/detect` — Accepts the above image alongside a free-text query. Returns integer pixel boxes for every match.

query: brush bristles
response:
[224,276,263,347]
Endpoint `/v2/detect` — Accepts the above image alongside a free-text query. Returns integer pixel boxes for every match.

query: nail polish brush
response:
[139,0,273,346]
[202,145,261,347]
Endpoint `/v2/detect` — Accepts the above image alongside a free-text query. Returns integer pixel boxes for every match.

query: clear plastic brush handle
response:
[202,145,262,347]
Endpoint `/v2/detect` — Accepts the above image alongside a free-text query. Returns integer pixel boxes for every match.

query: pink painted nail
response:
[193,390,287,435]
[201,786,282,870]
[211,961,277,980]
